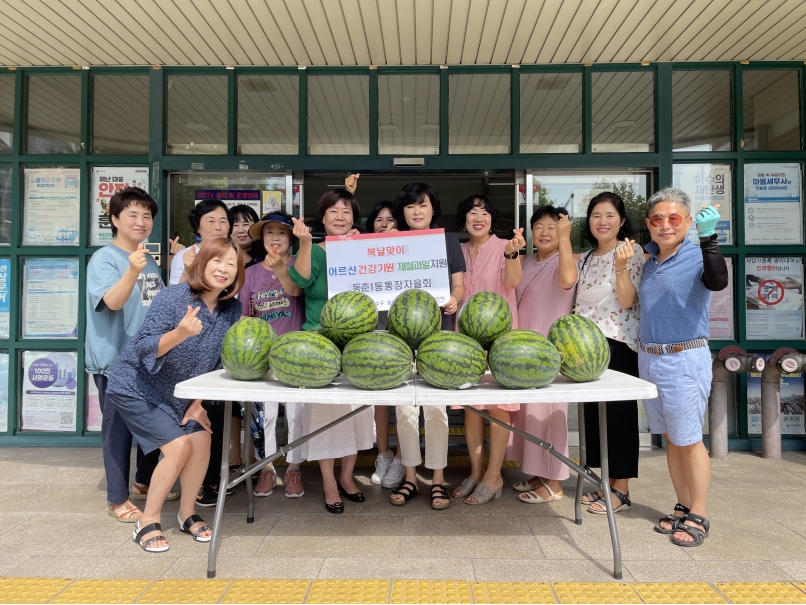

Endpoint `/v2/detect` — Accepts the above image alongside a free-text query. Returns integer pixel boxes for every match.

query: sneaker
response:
[284,468,305,498]
[381,458,405,489]
[253,468,276,497]
[371,453,394,485]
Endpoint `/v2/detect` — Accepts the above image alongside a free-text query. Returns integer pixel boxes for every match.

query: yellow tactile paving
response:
[390,580,472,604]
[633,582,727,604]
[471,581,556,603]
[715,582,806,604]
[221,579,309,604]
[134,579,231,604]
[552,582,641,604]
[0,578,73,604]
[50,580,150,604]
[305,579,389,604]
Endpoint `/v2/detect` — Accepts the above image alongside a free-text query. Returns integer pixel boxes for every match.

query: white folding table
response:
[174,369,657,580]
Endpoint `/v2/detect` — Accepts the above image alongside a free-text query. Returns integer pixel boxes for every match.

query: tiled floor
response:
[0,446,806,594]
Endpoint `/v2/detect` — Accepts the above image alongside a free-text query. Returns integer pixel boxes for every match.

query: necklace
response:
[518,254,555,307]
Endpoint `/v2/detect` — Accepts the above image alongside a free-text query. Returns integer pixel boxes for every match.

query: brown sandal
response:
[131,483,179,501]
[108,500,142,523]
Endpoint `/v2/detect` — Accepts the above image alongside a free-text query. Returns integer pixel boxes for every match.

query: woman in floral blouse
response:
[576,192,644,515]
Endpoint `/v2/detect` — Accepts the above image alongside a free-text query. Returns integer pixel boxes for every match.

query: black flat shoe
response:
[337,481,366,503]
[324,495,344,514]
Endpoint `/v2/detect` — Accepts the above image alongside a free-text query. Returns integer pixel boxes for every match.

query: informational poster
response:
[673,163,732,245]
[0,258,9,339]
[745,257,805,340]
[262,191,282,214]
[23,168,80,246]
[21,258,79,339]
[708,258,733,339]
[0,353,8,432]
[325,229,451,311]
[194,190,261,215]
[91,167,149,247]
[744,163,803,245]
[21,351,77,432]
[747,354,805,435]
[86,376,102,432]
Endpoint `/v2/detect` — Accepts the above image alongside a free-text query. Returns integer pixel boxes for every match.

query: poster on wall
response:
[745,257,805,340]
[86,376,101,432]
[91,167,149,247]
[672,163,732,245]
[21,258,79,339]
[744,163,803,245]
[0,353,8,432]
[22,168,80,246]
[747,354,805,435]
[21,351,77,432]
[0,258,9,340]
[708,258,733,339]
[194,190,261,215]
[262,191,282,214]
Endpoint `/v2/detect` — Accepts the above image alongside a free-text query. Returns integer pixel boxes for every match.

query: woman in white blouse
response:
[574,192,644,515]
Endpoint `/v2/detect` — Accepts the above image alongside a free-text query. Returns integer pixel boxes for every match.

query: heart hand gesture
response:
[505,228,525,256]
[292,217,312,244]
[176,305,203,339]
[614,238,635,272]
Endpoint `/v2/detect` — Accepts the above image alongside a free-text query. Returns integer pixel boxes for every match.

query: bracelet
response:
[616,267,629,275]
[503,250,519,260]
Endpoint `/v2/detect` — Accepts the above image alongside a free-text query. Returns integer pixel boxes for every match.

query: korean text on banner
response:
[22,258,79,339]
[23,168,80,246]
[325,229,451,311]
[708,257,733,339]
[194,190,261,216]
[91,167,150,247]
[22,351,78,432]
[745,256,805,340]
[0,258,9,340]
[744,163,803,245]
[673,163,733,245]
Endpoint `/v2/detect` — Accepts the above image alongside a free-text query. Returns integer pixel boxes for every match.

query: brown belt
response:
[639,339,708,355]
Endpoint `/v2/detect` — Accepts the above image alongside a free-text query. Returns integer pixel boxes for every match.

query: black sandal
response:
[587,487,631,515]
[670,512,710,547]
[391,481,419,506]
[431,484,451,510]
[132,520,169,553]
[654,503,690,534]
[178,514,212,543]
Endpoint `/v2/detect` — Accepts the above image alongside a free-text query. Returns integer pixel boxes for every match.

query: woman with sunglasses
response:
[573,192,644,515]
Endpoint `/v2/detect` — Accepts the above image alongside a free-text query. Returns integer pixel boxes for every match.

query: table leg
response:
[599,401,622,580]
[575,401,587,526]
[207,401,233,579]
[242,401,255,524]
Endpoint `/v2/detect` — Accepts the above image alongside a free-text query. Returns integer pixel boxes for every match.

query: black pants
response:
[202,400,242,488]
[582,338,640,479]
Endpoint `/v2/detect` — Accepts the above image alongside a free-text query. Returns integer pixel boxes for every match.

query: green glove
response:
[696,206,720,238]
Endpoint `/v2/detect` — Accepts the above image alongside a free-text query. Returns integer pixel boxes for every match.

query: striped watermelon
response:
[320,291,378,347]
[416,331,487,390]
[489,329,560,389]
[220,318,277,381]
[387,289,441,350]
[458,291,513,349]
[547,314,610,382]
[342,331,414,390]
[269,331,342,388]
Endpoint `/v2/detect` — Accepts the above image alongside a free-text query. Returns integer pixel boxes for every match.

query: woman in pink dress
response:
[508,206,578,504]
[452,194,526,505]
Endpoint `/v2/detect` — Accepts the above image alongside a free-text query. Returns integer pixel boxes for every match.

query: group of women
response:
[91,176,648,554]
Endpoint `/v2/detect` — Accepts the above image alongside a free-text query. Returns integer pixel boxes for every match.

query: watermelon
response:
[547,314,610,382]
[388,289,441,350]
[220,318,277,380]
[320,291,378,347]
[488,329,560,389]
[341,331,413,390]
[458,291,513,349]
[416,331,487,390]
[269,331,342,388]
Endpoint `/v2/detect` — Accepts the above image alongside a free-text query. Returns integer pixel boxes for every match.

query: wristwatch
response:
[503,250,519,260]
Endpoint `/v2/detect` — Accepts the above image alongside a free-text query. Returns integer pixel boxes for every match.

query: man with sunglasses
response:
[632,186,727,548]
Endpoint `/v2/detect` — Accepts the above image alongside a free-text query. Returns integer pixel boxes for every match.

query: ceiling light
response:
[612,120,635,128]
[185,123,209,131]
[237,123,251,131]
[379,124,400,131]
[419,124,439,131]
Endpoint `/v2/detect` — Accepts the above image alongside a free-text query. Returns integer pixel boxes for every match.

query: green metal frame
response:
[0,61,804,447]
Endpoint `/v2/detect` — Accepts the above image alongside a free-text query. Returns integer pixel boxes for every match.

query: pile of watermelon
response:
[218,288,610,391]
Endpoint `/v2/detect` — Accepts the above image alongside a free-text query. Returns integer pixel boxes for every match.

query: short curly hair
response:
[456,194,500,232]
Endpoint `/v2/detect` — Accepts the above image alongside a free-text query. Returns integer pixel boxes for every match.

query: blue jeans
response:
[95,374,160,504]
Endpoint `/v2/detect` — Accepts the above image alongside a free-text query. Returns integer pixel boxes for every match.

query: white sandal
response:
[519,482,562,503]
[513,478,543,493]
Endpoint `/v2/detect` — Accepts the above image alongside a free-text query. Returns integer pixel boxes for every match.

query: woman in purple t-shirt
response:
[240,212,307,498]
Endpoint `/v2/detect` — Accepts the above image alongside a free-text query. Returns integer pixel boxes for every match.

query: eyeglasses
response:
[648,213,684,228]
